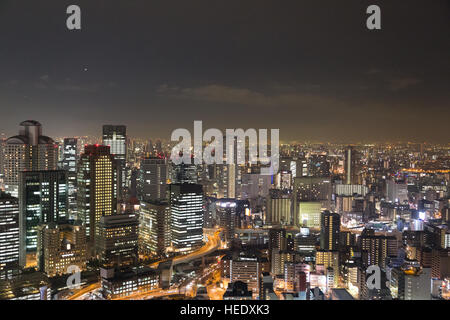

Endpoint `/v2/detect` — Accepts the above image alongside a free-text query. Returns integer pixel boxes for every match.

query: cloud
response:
[388,77,422,91]
[156,84,340,110]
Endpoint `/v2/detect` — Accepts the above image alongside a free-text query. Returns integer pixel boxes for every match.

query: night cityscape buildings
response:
[0,1,449,307]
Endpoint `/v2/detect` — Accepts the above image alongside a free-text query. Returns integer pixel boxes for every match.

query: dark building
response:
[96,213,139,267]
[320,211,340,251]
[137,157,168,202]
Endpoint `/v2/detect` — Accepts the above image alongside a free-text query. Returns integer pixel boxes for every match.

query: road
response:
[66,228,223,300]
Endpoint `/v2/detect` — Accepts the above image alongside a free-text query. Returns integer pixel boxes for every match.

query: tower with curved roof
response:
[1,121,57,197]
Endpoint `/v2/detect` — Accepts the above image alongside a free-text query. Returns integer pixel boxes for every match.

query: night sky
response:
[0,0,449,143]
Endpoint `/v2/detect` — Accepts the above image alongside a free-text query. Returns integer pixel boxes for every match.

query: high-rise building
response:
[1,121,58,197]
[19,170,68,266]
[62,138,78,216]
[139,201,170,257]
[137,157,168,202]
[37,221,87,277]
[95,213,139,267]
[0,192,20,277]
[360,229,398,268]
[320,211,340,251]
[102,125,126,196]
[216,199,238,244]
[77,145,117,249]
[169,184,204,253]
[344,146,358,185]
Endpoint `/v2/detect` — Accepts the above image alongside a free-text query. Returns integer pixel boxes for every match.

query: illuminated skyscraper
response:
[169,184,204,253]
[18,170,68,267]
[216,199,238,244]
[0,192,20,278]
[1,121,58,197]
[62,138,78,216]
[139,201,170,257]
[102,125,126,197]
[77,145,117,250]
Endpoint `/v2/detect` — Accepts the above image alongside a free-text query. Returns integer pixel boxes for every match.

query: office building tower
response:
[96,213,139,267]
[19,170,68,266]
[2,121,58,197]
[137,157,168,202]
[37,221,87,277]
[344,146,358,185]
[139,201,170,257]
[216,199,238,244]
[102,125,126,195]
[169,184,204,253]
[320,211,340,251]
[0,192,20,277]
[62,138,78,216]
[77,145,117,248]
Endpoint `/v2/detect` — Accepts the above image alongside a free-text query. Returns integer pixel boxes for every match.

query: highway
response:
[66,228,223,300]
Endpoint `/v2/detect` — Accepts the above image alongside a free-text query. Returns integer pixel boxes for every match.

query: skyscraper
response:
[19,170,68,266]
[169,183,204,253]
[102,125,126,197]
[0,192,20,277]
[137,157,168,202]
[344,146,357,185]
[216,199,238,244]
[139,201,171,257]
[320,211,340,251]
[1,121,58,197]
[62,138,78,217]
[95,213,139,267]
[77,145,117,249]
